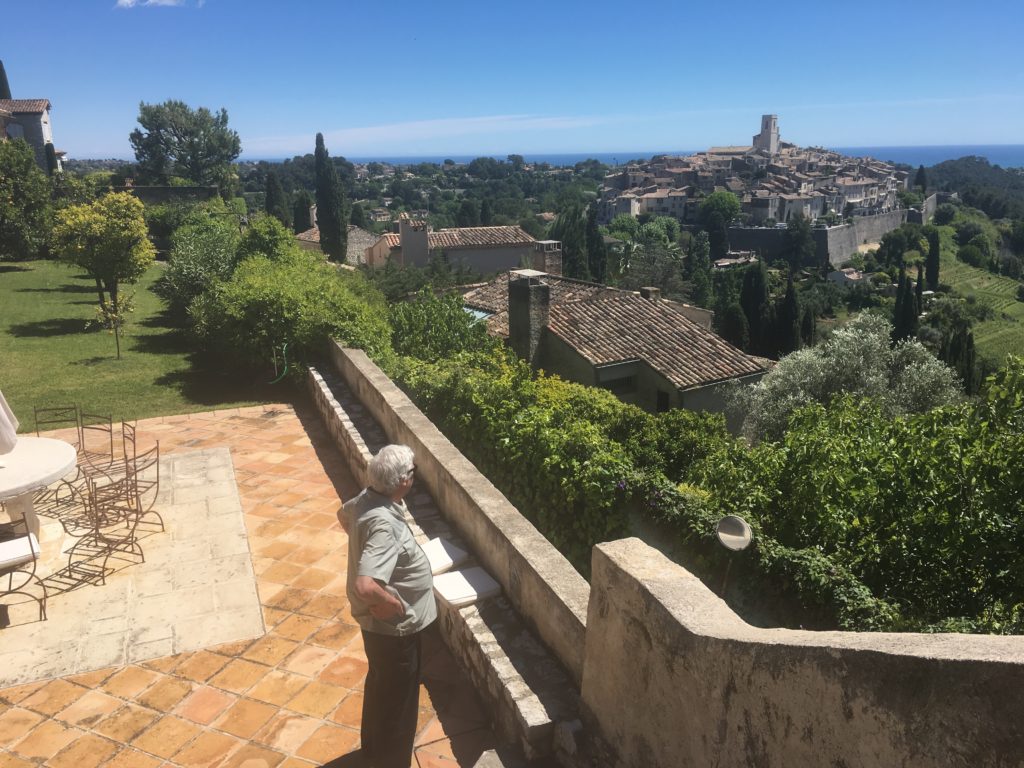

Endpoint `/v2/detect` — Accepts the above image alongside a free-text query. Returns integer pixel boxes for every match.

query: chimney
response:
[639,287,661,301]
[508,272,550,368]
[531,240,563,276]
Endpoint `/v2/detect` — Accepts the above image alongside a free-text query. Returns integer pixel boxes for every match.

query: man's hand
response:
[368,597,404,620]
[355,575,405,621]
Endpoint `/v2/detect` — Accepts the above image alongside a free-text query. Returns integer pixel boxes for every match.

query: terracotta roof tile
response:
[0,99,50,114]
[465,273,768,390]
[428,225,534,250]
[549,294,767,390]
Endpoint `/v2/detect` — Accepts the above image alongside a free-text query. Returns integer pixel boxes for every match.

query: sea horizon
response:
[234,144,1024,169]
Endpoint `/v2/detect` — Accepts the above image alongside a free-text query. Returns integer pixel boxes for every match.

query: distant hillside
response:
[928,156,1024,219]
[62,158,133,174]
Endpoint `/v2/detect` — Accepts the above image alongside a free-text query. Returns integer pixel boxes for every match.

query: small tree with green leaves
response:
[52,192,156,358]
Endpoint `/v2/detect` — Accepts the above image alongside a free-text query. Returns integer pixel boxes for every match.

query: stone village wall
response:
[725,209,909,267]
[311,345,1024,767]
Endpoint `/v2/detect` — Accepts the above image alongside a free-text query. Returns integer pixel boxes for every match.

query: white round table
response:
[0,437,78,537]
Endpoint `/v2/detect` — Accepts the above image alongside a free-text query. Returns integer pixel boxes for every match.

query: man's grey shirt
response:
[342,488,437,636]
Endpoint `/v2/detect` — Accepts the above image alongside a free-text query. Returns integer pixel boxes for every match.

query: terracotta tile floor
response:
[0,404,496,767]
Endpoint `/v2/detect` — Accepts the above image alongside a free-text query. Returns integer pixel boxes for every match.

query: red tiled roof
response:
[548,293,767,390]
[0,99,50,114]
[428,225,534,250]
[464,273,768,390]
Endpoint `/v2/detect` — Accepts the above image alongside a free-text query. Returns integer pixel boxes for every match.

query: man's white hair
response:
[368,444,415,494]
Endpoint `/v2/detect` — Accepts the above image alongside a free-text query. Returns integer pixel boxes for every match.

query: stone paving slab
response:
[0,447,263,688]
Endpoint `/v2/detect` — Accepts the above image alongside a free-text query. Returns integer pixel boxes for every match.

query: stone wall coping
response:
[596,538,1024,663]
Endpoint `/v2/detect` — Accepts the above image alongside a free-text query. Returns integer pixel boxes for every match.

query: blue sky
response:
[4,0,1023,159]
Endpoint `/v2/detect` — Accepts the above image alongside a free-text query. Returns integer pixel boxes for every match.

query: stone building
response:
[0,98,62,171]
[464,270,767,414]
[364,217,561,274]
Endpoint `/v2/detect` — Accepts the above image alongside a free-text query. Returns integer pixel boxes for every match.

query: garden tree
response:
[925,226,941,289]
[585,203,608,283]
[728,313,961,443]
[507,154,525,171]
[934,203,956,225]
[783,213,815,273]
[52,192,156,359]
[0,60,10,100]
[236,213,302,263]
[607,213,639,240]
[549,203,588,279]
[156,214,241,314]
[389,288,498,362]
[456,199,479,227]
[264,171,291,229]
[615,243,687,300]
[479,198,494,226]
[918,298,981,395]
[0,138,51,260]
[718,302,749,350]
[698,190,741,228]
[129,100,241,192]
[190,251,391,369]
[292,190,313,233]
[688,236,714,308]
[957,243,984,267]
[44,143,58,176]
[915,164,927,193]
[314,133,348,261]
[777,275,802,355]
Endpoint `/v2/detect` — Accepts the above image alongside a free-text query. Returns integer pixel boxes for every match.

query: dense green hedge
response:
[386,329,1024,632]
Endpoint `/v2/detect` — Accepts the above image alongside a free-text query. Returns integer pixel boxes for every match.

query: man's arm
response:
[354,575,404,620]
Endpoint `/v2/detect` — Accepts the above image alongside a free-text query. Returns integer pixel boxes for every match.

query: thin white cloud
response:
[115,0,188,7]
[244,114,612,156]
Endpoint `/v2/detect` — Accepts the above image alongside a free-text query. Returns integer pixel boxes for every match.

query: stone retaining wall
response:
[315,345,590,686]
[581,538,1024,768]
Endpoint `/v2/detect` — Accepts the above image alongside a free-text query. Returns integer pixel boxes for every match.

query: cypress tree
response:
[314,133,347,261]
[777,275,802,355]
[292,190,313,234]
[925,227,941,290]
[44,142,58,176]
[350,202,367,229]
[800,305,816,347]
[0,60,11,100]
[718,302,750,351]
[739,260,768,350]
[892,268,918,342]
[264,170,291,229]
[915,262,924,314]
[585,203,607,283]
[480,198,493,226]
[914,165,927,194]
[456,199,479,227]
[550,203,588,280]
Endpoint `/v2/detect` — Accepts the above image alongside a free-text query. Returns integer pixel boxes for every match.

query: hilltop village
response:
[599,115,907,226]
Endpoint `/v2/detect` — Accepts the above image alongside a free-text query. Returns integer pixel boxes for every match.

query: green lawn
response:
[939,251,1024,364]
[0,260,288,433]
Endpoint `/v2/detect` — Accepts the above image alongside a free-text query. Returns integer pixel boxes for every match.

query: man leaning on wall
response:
[339,444,437,768]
